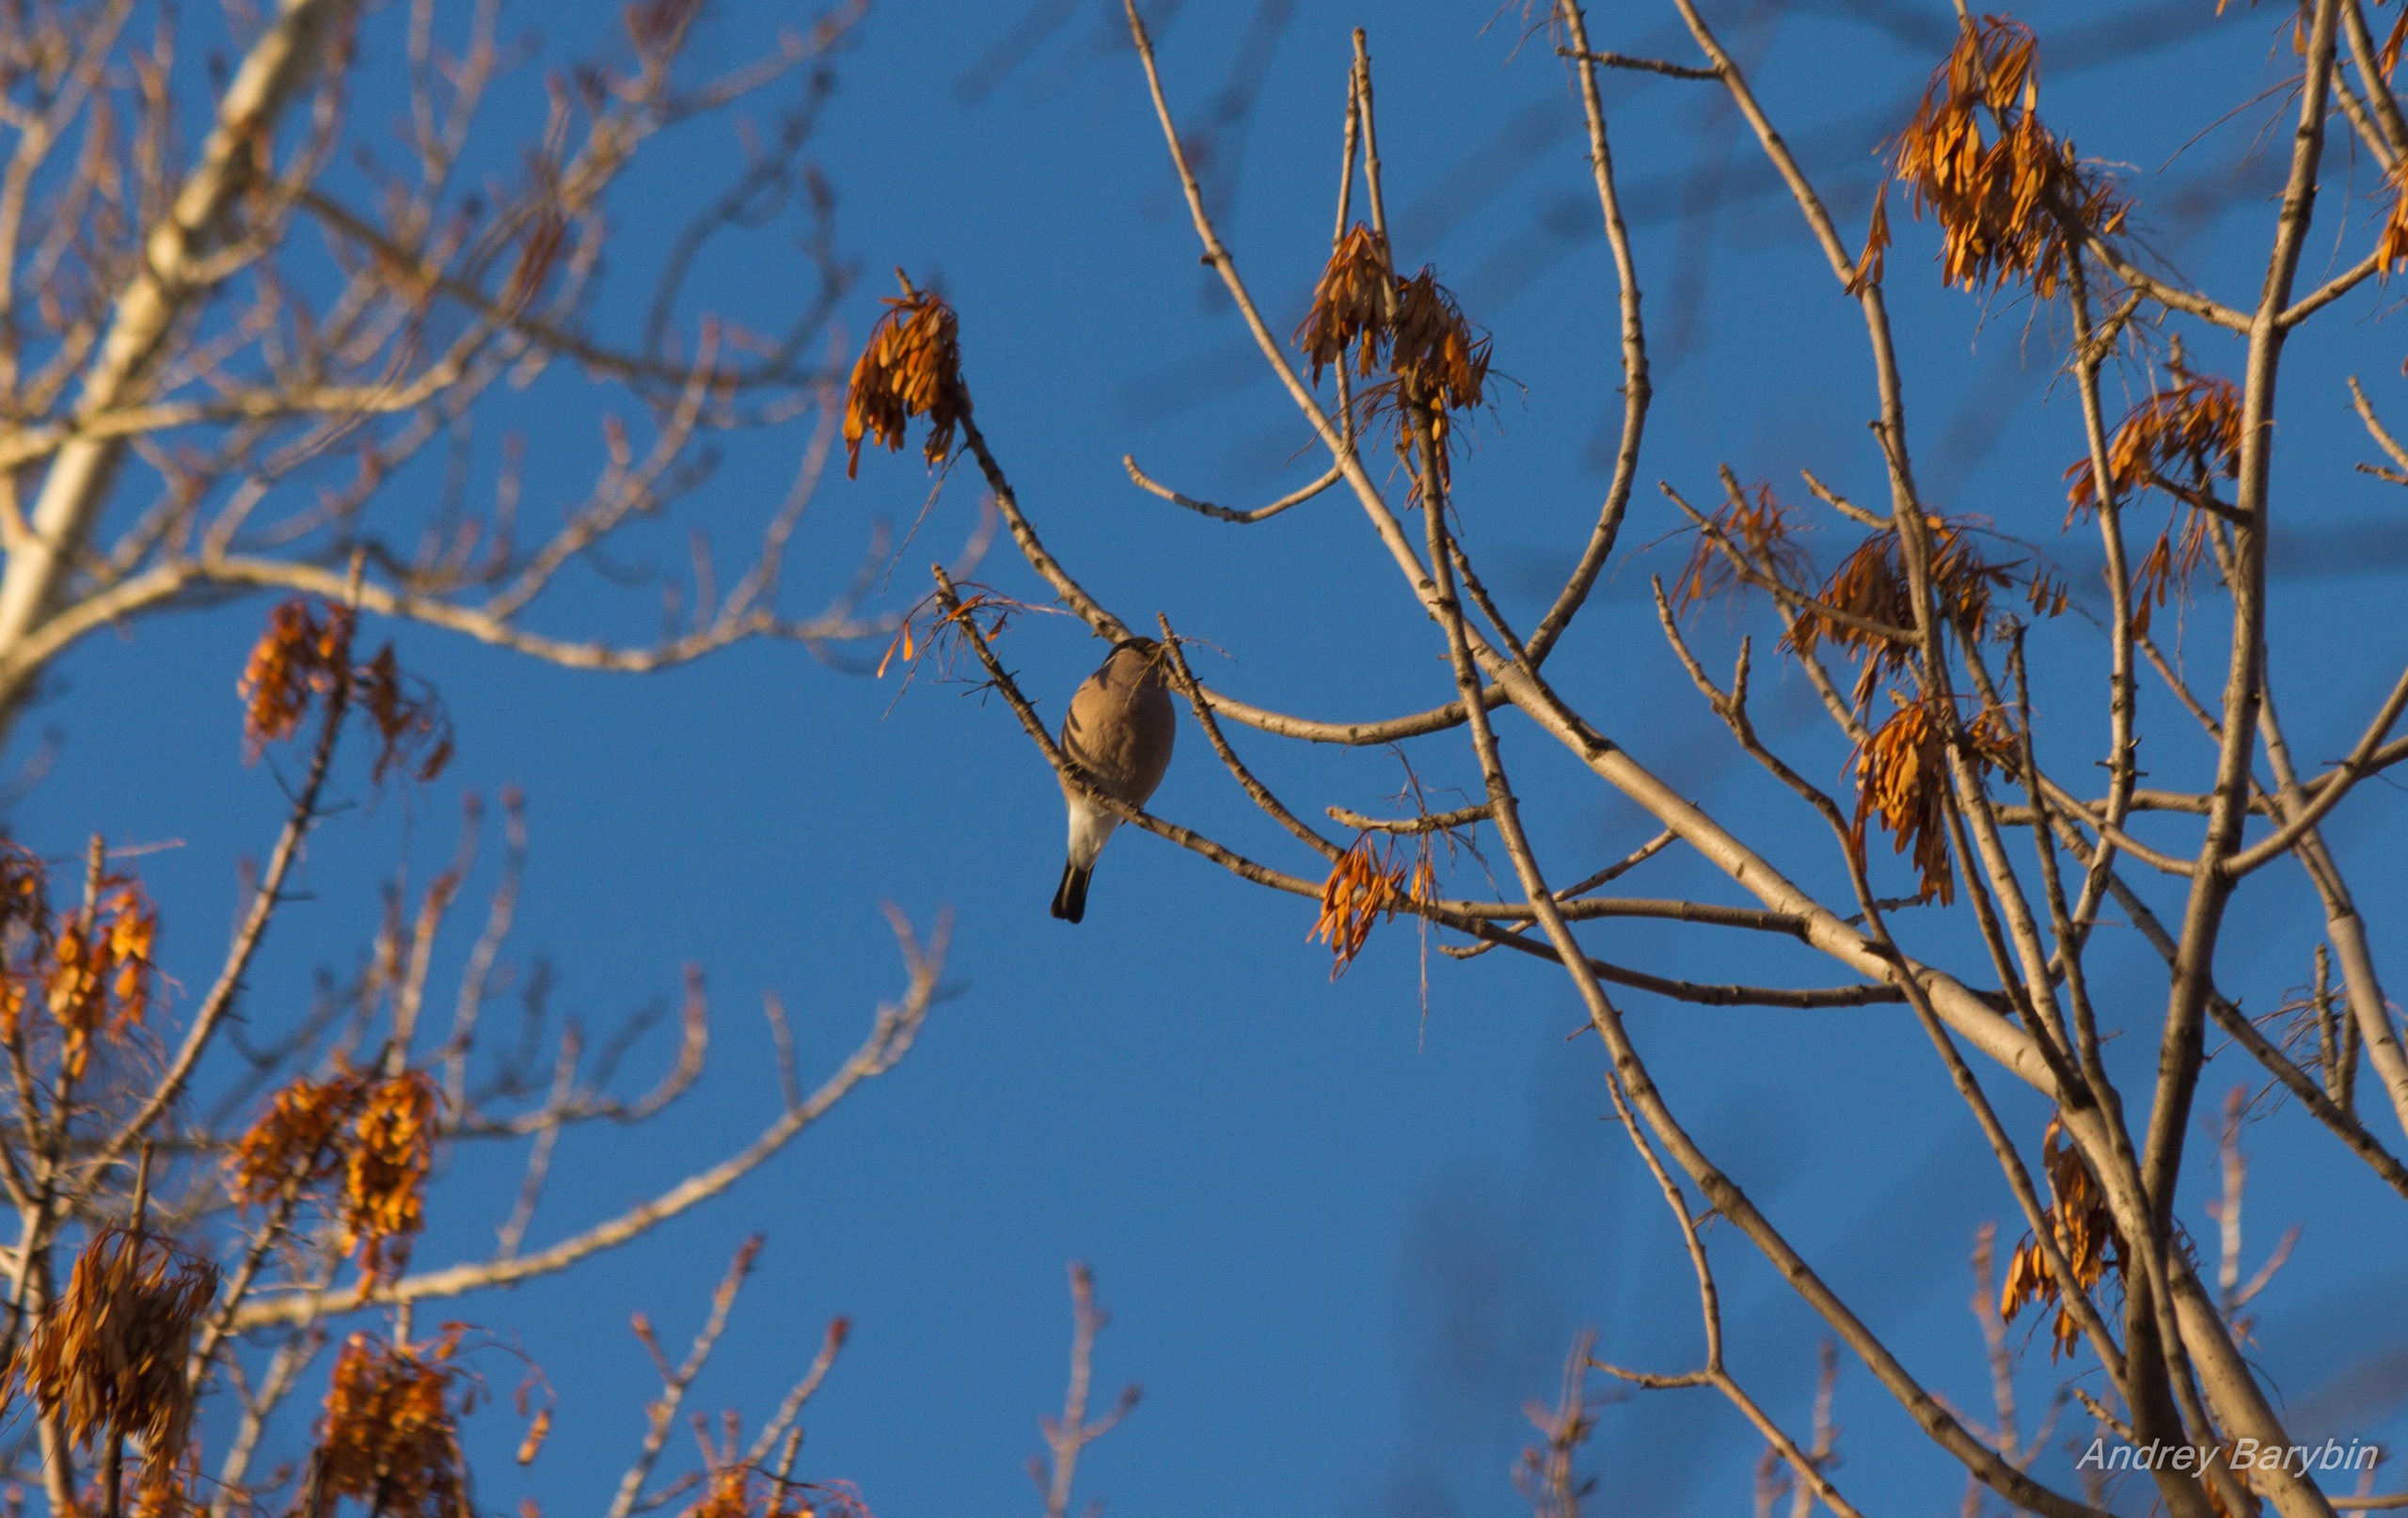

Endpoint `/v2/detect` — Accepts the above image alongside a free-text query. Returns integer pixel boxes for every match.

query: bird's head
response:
[1104,635,1170,688]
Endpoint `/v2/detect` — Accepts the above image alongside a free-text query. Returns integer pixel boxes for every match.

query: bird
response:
[1051,636,1177,924]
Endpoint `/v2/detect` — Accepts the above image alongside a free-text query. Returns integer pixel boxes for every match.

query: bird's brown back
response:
[1059,644,1176,806]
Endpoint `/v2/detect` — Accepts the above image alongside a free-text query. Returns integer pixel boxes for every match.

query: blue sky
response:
[17,0,2408,1513]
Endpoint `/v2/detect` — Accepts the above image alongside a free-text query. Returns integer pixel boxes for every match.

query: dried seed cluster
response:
[242,600,356,759]
[2000,1117,2124,1359]
[1863,17,2127,295]
[16,1225,219,1488]
[1309,833,1434,978]
[1296,224,1492,498]
[314,1330,474,1518]
[230,1066,441,1283]
[1668,483,1810,621]
[1672,483,2066,904]
[842,286,967,479]
[1788,516,2024,705]
[0,844,163,1083]
[1850,698,2020,907]
[2066,375,2242,514]
[240,599,452,784]
[2065,373,2242,637]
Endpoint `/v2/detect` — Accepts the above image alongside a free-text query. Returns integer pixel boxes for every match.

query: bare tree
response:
[0,1,996,1513]
[0,593,946,1515]
[853,2,2408,1512]
[0,0,995,751]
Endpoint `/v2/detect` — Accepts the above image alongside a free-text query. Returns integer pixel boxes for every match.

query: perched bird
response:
[1051,637,1177,924]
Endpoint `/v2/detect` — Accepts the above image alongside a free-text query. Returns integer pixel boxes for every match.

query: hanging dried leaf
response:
[1847,190,1892,294]
[357,644,455,784]
[842,281,967,478]
[131,1454,203,1518]
[44,878,161,1082]
[345,1070,440,1282]
[314,1330,474,1518]
[1670,482,1813,619]
[230,1066,441,1283]
[0,843,50,1045]
[1387,268,1493,498]
[2063,372,2236,635]
[1390,269,1490,415]
[1848,698,2020,906]
[16,1225,219,1483]
[238,601,454,784]
[681,1463,871,1518]
[2000,1116,2125,1359]
[872,588,1035,682]
[1294,228,1494,499]
[515,1406,552,1466]
[230,1067,370,1206]
[1784,515,2022,707]
[685,1467,761,1518]
[1885,17,2127,296]
[240,600,356,761]
[2064,374,2242,514]
[1309,833,1434,979]
[1295,223,1393,383]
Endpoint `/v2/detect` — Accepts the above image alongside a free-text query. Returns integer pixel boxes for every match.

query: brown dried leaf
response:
[684,1466,759,1518]
[16,1225,219,1481]
[1390,269,1490,415]
[346,1070,440,1281]
[1847,190,1892,294]
[230,1067,369,1207]
[1784,515,2016,708]
[1308,834,1434,979]
[1849,698,2019,906]
[240,600,356,762]
[1295,223,1393,384]
[1671,481,1811,619]
[515,1406,552,1466]
[44,878,161,1082]
[357,644,455,785]
[2064,374,2241,514]
[680,1459,868,1518]
[314,1330,472,1518]
[229,1067,441,1284]
[1999,1116,2124,1359]
[2064,372,2235,634]
[842,282,968,478]
[1885,17,2127,296]
[0,843,50,1046]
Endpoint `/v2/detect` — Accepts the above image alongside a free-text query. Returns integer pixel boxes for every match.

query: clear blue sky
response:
[18,1,2408,1513]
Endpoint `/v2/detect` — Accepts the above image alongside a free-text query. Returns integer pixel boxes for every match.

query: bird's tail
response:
[1050,860,1092,924]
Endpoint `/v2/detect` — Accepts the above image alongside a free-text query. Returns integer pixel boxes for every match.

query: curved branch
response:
[1527,6,1656,666]
[1158,617,1341,862]
[1192,681,1495,746]
[1325,802,1488,834]
[1454,917,1904,1009]
[2349,374,2408,476]
[0,554,897,696]
[227,909,944,1331]
[2223,656,2408,876]
[1124,454,1340,525]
